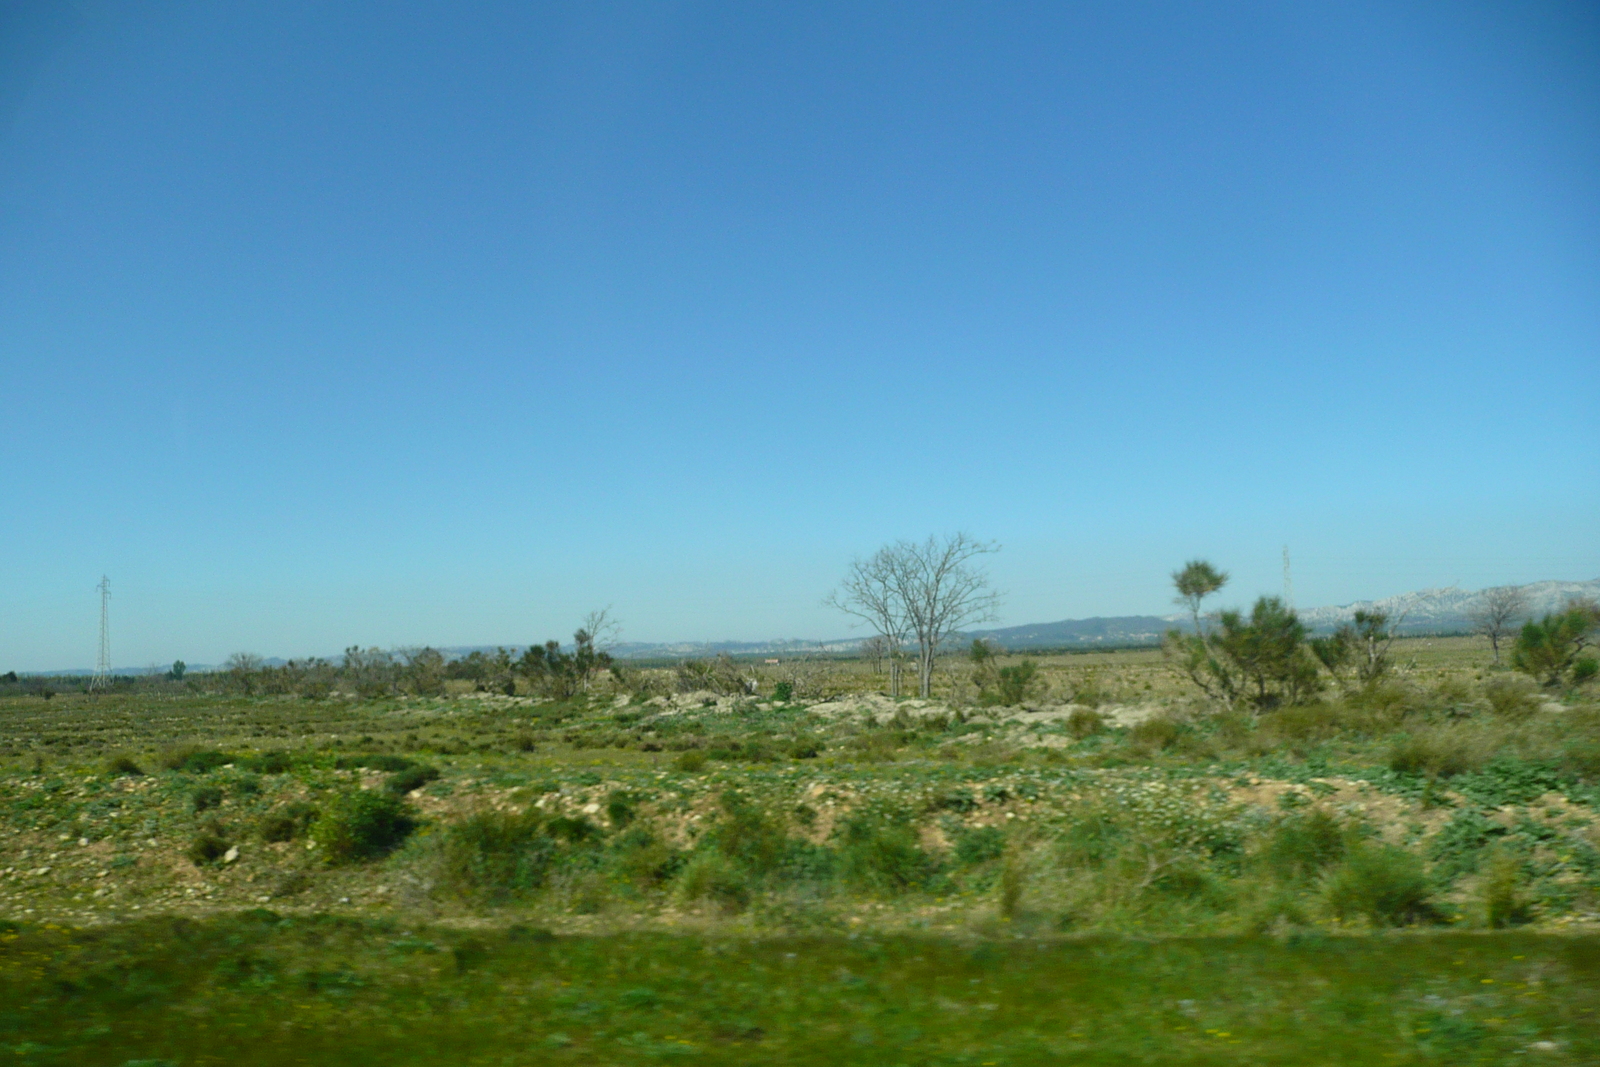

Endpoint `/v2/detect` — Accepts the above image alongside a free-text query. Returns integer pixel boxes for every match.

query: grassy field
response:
[3,917,1597,1065]
[2,635,1598,1063]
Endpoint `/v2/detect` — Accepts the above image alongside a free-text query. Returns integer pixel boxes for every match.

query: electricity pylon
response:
[89,576,111,693]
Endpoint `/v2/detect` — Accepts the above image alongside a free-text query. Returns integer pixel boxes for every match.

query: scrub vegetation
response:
[2,568,1598,1063]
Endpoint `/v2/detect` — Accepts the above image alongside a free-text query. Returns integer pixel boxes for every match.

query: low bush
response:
[772,681,794,702]
[386,765,441,795]
[1483,677,1541,722]
[240,751,292,774]
[310,789,416,863]
[192,785,224,813]
[258,802,319,843]
[335,754,415,772]
[953,825,1006,868]
[1259,809,1345,883]
[834,809,938,894]
[1324,843,1436,927]
[440,812,558,902]
[672,750,708,773]
[980,660,1041,707]
[1128,716,1186,755]
[1482,847,1534,928]
[1066,708,1105,739]
[188,823,231,866]
[675,852,751,912]
[1387,730,1483,778]
[103,754,143,776]
[160,747,233,774]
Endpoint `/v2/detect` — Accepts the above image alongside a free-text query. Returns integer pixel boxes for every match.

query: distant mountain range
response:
[24,578,1599,673]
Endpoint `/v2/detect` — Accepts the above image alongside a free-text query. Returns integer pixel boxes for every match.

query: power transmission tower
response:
[1281,546,1294,611]
[89,576,111,693]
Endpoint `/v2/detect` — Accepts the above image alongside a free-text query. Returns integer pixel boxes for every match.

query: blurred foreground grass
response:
[2,913,1597,1066]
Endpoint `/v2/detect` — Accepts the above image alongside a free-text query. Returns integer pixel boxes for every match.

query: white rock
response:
[223,846,240,863]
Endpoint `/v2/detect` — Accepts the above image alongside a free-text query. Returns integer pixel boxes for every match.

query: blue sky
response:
[2,1,1596,670]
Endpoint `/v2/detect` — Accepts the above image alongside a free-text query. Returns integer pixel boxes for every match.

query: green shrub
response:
[1483,677,1540,722]
[1575,658,1599,686]
[258,802,319,843]
[310,789,416,863]
[386,765,441,795]
[1387,730,1482,778]
[772,681,794,702]
[834,809,937,894]
[605,793,638,827]
[1428,809,1506,880]
[954,825,1006,867]
[1513,604,1600,687]
[1065,708,1105,739]
[335,754,415,772]
[1260,809,1345,882]
[1056,808,1123,868]
[440,812,558,902]
[104,754,143,776]
[188,825,230,866]
[675,852,751,912]
[1324,844,1436,927]
[611,827,682,888]
[192,785,224,813]
[998,849,1025,920]
[160,747,233,774]
[239,751,293,774]
[980,660,1041,707]
[672,750,707,773]
[1561,740,1600,782]
[1482,848,1534,928]
[546,815,600,843]
[1261,703,1349,743]
[1128,716,1185,754]
[700,793,788,877]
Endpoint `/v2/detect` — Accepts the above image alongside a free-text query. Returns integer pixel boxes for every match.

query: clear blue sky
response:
[3,1,1597,670]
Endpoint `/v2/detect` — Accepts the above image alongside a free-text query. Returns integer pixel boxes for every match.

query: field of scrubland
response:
[3,635,1598,1064]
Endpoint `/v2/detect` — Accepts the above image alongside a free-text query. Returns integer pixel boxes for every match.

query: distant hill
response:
[966,577,1600,651]
[22,578,1598,673]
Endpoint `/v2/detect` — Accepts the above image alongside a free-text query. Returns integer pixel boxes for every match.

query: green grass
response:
[1,914,1596,1066]
[2,643,1598,1063]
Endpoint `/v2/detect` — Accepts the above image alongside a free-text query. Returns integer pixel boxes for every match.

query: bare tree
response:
[885,533,1003,698]
[580,607,622,652]
[1471,586,1529,666]
[825,548,911,697]
[859,635,887,673]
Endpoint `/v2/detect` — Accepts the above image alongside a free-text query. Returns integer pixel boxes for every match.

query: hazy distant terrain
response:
[38,578,1600,672]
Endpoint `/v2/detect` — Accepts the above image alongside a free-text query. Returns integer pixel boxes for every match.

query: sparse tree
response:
[1471,586,1530,666]
[225,652,264,694]
[399,647,447,697]
[1167,596,1320,711]
[859,635,888,673]
[1512,598,1600,688]
[167,660,186,681]
[1172,560,1229,635]
[884,533,1002,699]
[826,548,912,698]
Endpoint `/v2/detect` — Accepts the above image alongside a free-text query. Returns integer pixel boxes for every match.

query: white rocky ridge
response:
[1288,578,1600,634]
